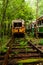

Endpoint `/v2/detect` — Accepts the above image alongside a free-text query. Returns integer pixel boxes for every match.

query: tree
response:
[0,0,9,38]
[1,0,9,25]
[0,0,34,37]
[6,0,34,22]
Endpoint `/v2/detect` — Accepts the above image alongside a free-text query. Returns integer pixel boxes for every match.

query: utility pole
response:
[35,0,39,38]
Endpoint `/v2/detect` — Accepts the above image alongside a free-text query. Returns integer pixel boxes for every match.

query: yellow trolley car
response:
[12,19,25,35]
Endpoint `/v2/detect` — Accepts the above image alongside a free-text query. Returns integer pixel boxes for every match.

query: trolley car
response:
[29,16,43,36]
[12,19,25,35]
[36,16,43,36]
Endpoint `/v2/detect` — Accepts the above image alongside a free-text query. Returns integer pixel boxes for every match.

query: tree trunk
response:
[36,0,39,38]
[1,0,9,37]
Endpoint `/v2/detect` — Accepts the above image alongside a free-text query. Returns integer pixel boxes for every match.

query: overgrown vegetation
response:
[0,0,43,38]
[0,0,43,52]
[39,39,43,45]
[0,0,34,41]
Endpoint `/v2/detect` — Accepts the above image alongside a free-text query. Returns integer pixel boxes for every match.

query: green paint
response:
[39,27,43,32]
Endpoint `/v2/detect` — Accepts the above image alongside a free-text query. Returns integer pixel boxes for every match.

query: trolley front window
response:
[14,22,22,27]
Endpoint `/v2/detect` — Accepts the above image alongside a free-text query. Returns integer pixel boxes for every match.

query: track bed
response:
[0,38,43,65]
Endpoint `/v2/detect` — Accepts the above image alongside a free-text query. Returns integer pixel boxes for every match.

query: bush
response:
[29,32,34,37]
[39,39,43,45]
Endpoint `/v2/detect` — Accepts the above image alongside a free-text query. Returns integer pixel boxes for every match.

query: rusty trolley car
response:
[12,19,25,35]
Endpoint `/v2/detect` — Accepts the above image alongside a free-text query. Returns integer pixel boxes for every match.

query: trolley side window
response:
[14,22,22,27]
[38,20,41,25]
[41,20,43,25]
[38,20,43,25]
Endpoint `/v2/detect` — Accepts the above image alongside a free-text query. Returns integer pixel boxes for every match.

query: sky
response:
[25,0,34,7]
[25,0,28,2]
[25,0,36,10]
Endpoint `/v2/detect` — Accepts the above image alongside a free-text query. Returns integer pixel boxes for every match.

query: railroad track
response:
[0,37,43,65]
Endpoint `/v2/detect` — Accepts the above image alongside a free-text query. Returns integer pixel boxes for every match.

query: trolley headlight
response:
[19,27,25,32]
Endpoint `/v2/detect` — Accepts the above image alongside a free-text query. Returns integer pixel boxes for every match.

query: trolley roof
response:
[12,19,25,26]
[12,19,24,23]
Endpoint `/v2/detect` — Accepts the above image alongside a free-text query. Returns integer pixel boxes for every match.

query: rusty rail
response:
[2,37,13,65]
[28,41,43,54]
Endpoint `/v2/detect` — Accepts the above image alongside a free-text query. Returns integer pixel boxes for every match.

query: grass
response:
[26,33,43,45]
[0,36,9,44]
[0,36,10,52]
[0,33,43,53]
[28,33,43,45]
[20,41,27,46]
[18,58,43,63]
[18,63,23,65]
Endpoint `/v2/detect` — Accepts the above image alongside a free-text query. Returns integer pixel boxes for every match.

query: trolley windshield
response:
[14,22,22,27]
